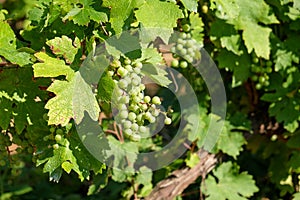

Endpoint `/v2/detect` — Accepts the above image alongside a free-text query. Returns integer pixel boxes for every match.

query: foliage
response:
[0,0,300,199]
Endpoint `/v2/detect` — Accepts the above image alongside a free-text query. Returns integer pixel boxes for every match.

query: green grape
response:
[130,134,141,142]
[107,70,114,77]
[255,83,262,90]
[182,24,191,32]
[266,67,272,73]
[124,59,131,65]
[152,96,161,105]
[180,61,188,68]
[144,96,151,103]
[56,129,63,135]
[55,134,62,142]
[53,144,59,149]
[202,5,208,13]
[151,109,160,117]
[135,62,143,68]
[148,116,156,123]
[123,129,133,136]
[123,120,132,129]
[252,57,259,64]
[180,32,187,39]
[50,127,56,133]
[133,67,141,74]
[128,112,137,121]
[131,123,139,131]
[118,79,128,89]
[171,59,179,67]
[176,44,184,51]
[139,126,147,133]
[117,67,128,77]
[164,117,172,125]
[119,110,129,119]
[266,61,272,67]
[252,75,258,81]
[125,65,133,72]
[259,76,266,83]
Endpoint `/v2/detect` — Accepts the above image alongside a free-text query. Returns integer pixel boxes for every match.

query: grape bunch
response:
[108,58,172,141]
[170,27,202,69]
[251,59,273,90]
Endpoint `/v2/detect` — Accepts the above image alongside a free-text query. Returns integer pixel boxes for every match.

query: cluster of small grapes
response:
[251,59,272,90]
[170,27,202,69]
[108,58,172,141]
[43,127,64,150]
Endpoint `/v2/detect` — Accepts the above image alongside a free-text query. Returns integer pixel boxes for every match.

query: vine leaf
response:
[33,53,99,126]
[135,0,183,42]
[63,0,108,26]
[46,35,81,64]
[242,24,272,59]
[180,0,198,12]
[204,162,258,200]
[33,52,75,81]
[103,0,144,34]
[0,21,32,66]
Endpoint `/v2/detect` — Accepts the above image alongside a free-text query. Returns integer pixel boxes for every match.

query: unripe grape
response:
[255,83,262,90]
[124,59,131,65]
[180,32,187,39]
[139,126,147,133]
[117,67,128,77]
[202,5,208,13]
[145,111,152,120]
[123,129,133,136]
[56,129,63,135]
[50,127,56,133]
[119,110,128,119]
[131,123,139,131]
[118,79,128,89]
[128,112,137,121]
[176,44,184,51]
[55,134,62,142]
[107,70,114,77]
[144,96,151,103]
[53,144,59,149]
[130,134,141,142]
[151,109,160,117]
[164,117,172,125]
[180,61,188,68]
[182,24,191,32]
[123,120,132,129]
[135,62,143,68]
[171,59,179,67]
[152,96,161,105]
[148,116,156,123]
[140,104,148,111]
[125,65,133,72]
[134,67,141,74]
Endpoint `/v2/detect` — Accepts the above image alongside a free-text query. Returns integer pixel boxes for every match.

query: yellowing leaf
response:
[46,36,80,63]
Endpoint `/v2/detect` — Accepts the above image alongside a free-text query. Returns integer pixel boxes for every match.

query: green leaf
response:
[274,49,293,71]
[189,13,204,44]
[180,0,198,12]
[135,0,183,42]
[33,52,75,81]
[46,36,81,64]
[141,64,171,87]
[204,162,258,200]
[45,72,100,126]
[103,0,144,34]
[40,138,85,181]
[97,73,116,102]
[242,24,272,59]
[0,68,48,133]
[63,0,108,26]
[0,21,32,66]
